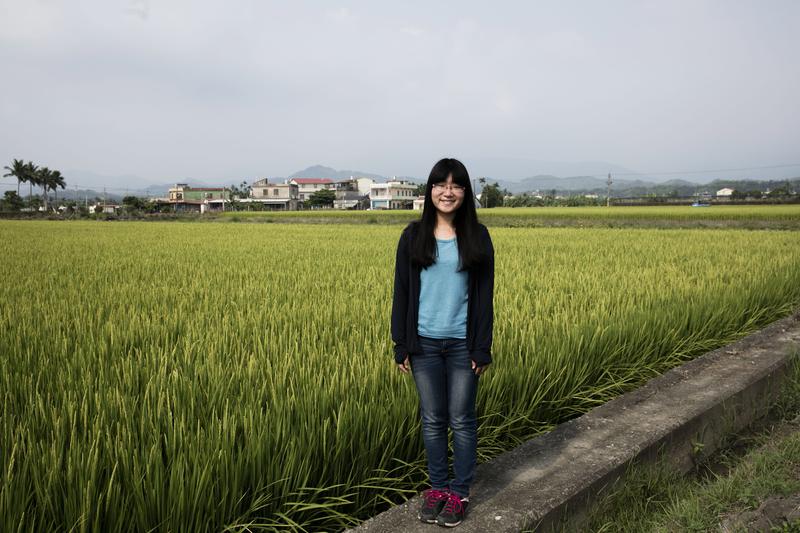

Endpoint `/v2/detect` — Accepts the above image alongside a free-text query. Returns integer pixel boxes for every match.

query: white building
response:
[289,178,335,202]
[90,204,120,214]
[370,179,417,209]
[247,178,299,210]
[354,177,374,196]
[716,187,735,197]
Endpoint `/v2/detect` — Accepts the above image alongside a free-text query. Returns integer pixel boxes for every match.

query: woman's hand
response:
[472,360,490,376]
[397,356,410,374]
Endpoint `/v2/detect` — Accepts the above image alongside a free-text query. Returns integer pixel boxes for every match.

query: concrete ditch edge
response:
[347,310,800,532]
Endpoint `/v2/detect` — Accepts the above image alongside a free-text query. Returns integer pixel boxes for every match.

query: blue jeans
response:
[410,335,480,499]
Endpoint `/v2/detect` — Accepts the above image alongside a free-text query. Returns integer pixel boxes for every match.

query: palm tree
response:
[3,159,27,195]
[50,170,66,209]
[478,177,487,207]
[37,167,52,211]
[24,161,39,207]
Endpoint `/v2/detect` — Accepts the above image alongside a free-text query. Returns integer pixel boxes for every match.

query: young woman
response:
[391,157,495,527]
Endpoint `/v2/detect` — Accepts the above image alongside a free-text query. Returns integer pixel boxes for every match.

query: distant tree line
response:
[728,183,797,200]
[581,178,799,200]
[2,158,67,212]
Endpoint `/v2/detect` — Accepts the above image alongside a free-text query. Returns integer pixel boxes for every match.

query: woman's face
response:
[430,173,465,216]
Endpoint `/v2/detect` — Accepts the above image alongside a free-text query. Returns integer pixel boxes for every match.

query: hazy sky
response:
[1,0,799,185]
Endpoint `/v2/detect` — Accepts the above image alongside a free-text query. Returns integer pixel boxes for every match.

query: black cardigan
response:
[391,222,495,366]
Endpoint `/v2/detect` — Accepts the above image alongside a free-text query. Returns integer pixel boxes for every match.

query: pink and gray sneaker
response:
[435,491,470,527]
[417,487,450,524]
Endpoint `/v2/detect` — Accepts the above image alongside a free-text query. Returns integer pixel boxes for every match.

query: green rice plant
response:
[0,220,798,531]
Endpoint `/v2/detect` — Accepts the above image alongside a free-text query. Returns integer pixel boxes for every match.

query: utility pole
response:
[606,173,612,207]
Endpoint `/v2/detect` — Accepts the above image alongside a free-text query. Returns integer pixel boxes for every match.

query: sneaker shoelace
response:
[442,492,465,514]
[423,489,450,508]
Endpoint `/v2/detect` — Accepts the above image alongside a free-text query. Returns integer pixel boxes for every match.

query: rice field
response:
[1,218,800,531]
[214,204,800,229]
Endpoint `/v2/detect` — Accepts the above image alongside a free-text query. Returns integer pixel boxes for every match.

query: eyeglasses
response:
[432,183,466,194]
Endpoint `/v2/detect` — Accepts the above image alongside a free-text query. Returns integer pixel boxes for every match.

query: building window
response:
[263,189,268,196]
[273,188,279,196]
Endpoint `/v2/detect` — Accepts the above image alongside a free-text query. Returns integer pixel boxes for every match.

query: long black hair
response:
[408,157,488,272]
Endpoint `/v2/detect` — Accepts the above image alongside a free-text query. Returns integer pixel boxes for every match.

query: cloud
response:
[0,1,797,181]
[325,6,355,23]
[399,25,423,37]
[124,0,149,20]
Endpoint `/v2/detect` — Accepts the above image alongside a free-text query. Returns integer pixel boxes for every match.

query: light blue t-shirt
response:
[417,237,468,339]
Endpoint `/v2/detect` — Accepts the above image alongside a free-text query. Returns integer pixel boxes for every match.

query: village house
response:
[333,177,373,209]
[716,187,735,197]
[89,203,121,214]
[164,183,231,213]
[244,178,299,210]
[289,178,335,203]
[370,179,417,209]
